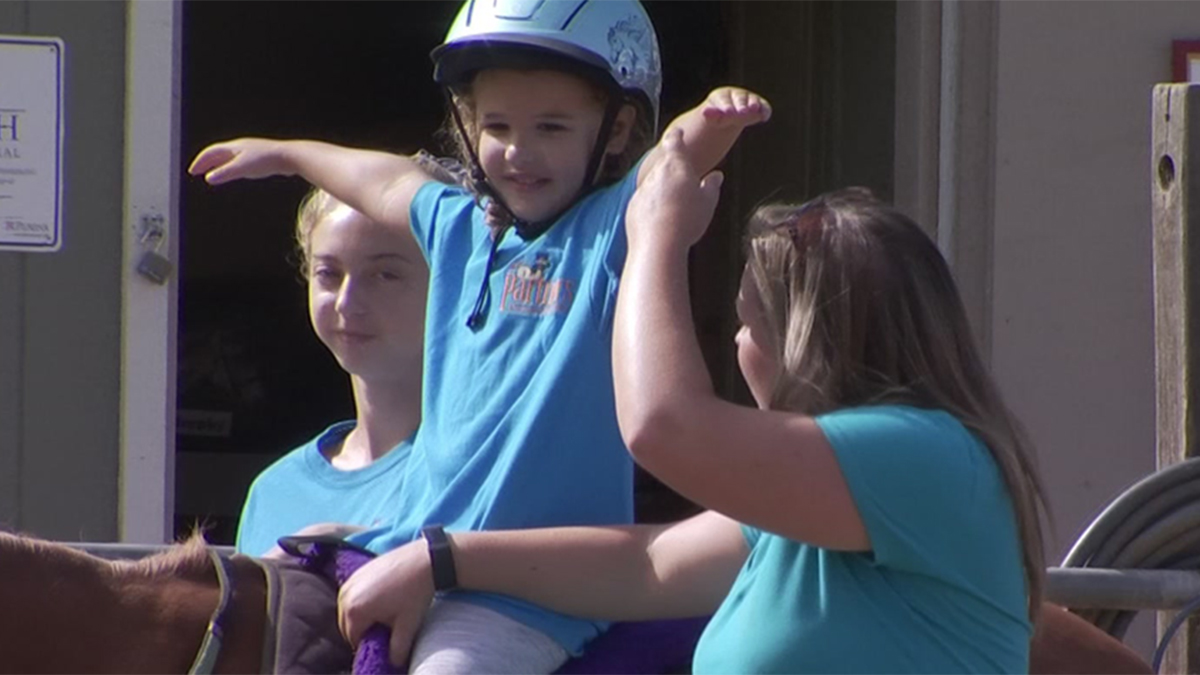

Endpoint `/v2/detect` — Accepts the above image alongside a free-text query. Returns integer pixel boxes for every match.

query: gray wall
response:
[991,0,1195,561]
[0,1,125,540]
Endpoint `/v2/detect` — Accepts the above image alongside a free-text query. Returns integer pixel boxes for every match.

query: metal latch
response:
[135,212,173,284]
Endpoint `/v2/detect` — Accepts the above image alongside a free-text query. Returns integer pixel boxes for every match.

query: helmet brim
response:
[431,35,618,92]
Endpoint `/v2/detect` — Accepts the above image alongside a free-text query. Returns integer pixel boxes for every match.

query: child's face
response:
[307,205,428,384]
[735,267,778,409]
[471,68,614,223]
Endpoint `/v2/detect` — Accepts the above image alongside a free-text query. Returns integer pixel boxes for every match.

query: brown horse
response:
[0,531,1154,674]
[1031,603,1152,675]
[0,532,268,674]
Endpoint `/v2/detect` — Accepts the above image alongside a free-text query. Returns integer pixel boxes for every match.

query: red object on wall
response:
[1173,39,1200,83]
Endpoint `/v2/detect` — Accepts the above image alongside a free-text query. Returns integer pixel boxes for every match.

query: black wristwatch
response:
[421,524,458,593]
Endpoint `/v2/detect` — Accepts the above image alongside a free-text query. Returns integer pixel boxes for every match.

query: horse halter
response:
[187,548,236,675]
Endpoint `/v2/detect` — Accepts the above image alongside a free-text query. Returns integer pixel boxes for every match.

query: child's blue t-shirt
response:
[693,405,1031,674]
[348,171,640,654]
[236,421,415,557]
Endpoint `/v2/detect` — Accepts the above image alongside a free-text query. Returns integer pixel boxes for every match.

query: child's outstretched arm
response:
[188,139,434,232]
[636,86,771,186]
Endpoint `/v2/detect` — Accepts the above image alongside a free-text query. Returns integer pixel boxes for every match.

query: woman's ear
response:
[605,104,638,155]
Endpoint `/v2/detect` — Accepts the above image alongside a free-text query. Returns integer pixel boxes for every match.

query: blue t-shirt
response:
[348,171,640,654]
[693,406,1031,674]
[236,421,415,557]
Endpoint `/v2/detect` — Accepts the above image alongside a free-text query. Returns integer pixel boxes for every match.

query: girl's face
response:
[735,267,779,409]
[307,205,427,383]
[471,68,628,223]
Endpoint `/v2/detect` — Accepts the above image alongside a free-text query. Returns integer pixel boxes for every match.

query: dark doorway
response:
[177,0,894,543]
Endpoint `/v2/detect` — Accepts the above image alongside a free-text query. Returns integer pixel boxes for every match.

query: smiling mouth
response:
[505,175,549,191]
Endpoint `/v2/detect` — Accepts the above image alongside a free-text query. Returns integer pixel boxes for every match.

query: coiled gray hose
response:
[1060,457,1200,638]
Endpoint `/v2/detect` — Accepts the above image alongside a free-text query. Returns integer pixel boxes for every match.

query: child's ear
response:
[605,104,638,155]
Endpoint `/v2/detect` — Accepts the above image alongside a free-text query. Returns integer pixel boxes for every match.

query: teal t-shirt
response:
[235,422,414,557]
[693,405,1031,674]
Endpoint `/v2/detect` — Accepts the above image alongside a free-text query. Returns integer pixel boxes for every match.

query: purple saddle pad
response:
[555,616,710,674]
[278,535,402,674]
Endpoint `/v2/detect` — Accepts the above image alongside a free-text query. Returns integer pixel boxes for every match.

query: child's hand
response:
[626,128,724,250]
[701,87,772,129]
[338,540,434,668]
[187,138,295,185]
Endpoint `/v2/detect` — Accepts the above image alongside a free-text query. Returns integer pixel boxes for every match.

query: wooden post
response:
[1153,82,1200,674]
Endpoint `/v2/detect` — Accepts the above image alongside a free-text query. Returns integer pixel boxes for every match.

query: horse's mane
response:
[0,528,214,581]
[0,530,87,560]
[111,532,213,580]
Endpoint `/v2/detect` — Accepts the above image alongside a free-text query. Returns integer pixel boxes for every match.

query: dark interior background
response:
[178,0,895,543]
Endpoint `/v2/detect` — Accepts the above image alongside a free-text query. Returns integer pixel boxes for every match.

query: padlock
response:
[137,249,174,284]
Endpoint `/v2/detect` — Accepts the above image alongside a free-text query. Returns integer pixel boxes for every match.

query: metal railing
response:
[63,541,1200,613]
[1048,567,1200,611]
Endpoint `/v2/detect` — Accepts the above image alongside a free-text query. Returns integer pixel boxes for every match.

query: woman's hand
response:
[337,540,436,667]
[187,138,297,185]
[626,128,725,250]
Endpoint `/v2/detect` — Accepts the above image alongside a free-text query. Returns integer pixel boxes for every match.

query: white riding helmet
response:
[431,0,662,131]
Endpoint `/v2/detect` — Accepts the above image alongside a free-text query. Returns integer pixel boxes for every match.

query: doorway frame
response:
[119,0,180,543]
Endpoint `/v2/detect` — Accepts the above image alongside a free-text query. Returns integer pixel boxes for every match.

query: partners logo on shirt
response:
[499,250,576,317]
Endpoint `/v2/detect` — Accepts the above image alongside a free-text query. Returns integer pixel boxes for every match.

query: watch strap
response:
[421,524,458,593]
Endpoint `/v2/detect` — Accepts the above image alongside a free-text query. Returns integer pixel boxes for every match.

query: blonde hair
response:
[744,188,1048,620]
[440,77,653,188]
[293,187,345,279]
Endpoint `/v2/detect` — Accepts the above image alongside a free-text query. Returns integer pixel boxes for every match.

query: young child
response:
[336,131,1049,674]
[188,1,771,672]
[236,189,427,558]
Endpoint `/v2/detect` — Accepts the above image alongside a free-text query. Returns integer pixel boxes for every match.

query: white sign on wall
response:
[0,36,64,252]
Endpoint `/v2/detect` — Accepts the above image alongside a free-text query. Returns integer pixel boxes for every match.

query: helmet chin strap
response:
[578,93,624,207]
[443,89,516,235]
